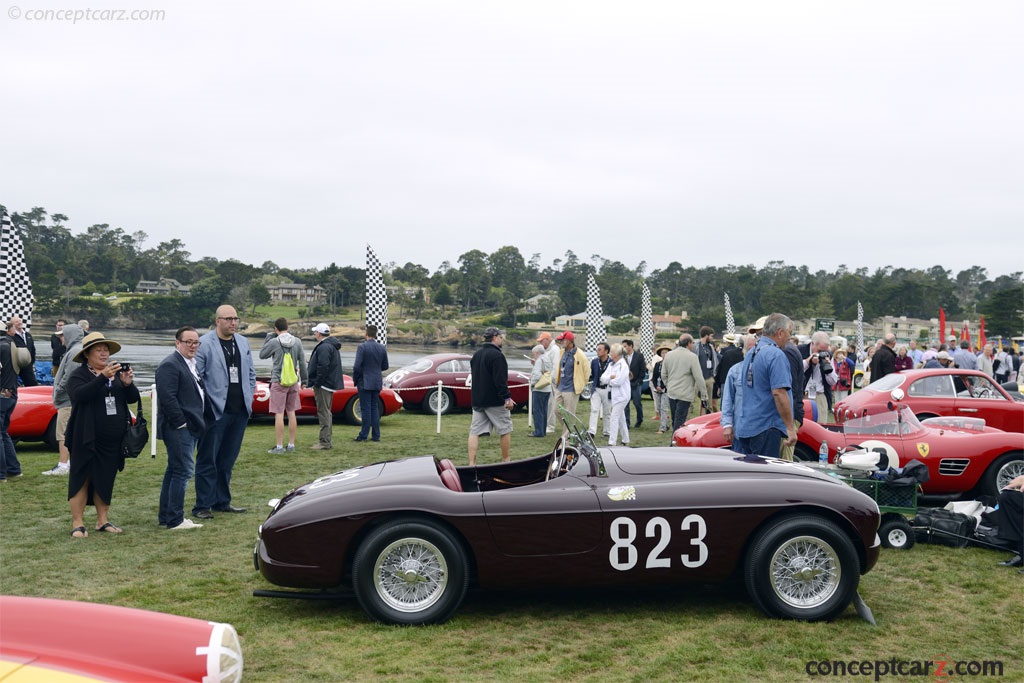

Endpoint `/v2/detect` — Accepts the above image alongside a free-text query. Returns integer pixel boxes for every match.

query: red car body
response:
[835,369,1024,433]
[673,405,1024,497]
[382,352,531,414]
[10,376,402,449]
[250,375,403,425]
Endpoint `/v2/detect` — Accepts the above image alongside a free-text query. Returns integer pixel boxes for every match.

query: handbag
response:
[534,371,551,391]
[121,398,149,459]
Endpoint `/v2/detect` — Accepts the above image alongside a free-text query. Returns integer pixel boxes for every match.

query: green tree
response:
[457,250,491,309]
[488,246,526,298]
[980,285,1024,337]
[434,283,453,313]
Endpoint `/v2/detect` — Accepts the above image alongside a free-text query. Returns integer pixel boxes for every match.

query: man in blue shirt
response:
[734,313,797,460]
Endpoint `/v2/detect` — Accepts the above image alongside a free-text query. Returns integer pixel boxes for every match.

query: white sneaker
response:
[41,464,70,476]
[168,519,203,530]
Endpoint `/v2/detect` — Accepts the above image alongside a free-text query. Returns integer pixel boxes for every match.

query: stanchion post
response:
[435,380,442,434]
[149,384,158,457]
[528,383,533,429]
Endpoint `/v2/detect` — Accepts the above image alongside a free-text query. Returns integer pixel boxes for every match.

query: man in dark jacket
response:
[780,339,806,461]
[622,339,645,427]
[353,325,389,443]
[308,323,343,450]
[9,316,37,386]
[869,334,898,383]
[0,328,24,481]
[156,326,214,530]
[714,334,744,400]
[468,327,513,465]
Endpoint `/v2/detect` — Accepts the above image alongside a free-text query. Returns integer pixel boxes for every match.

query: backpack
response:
[280,349,299,387]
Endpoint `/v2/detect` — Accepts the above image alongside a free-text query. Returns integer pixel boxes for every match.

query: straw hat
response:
[654,343,674,356]
[73,332,122,363]
[747,316,768,333]
[7,345,31,374]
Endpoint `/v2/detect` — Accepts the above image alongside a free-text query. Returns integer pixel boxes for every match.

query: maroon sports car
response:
[255,412,880,625]
[382,352,531,414]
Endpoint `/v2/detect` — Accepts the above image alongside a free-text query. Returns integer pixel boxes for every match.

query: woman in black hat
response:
[65,332,139,538]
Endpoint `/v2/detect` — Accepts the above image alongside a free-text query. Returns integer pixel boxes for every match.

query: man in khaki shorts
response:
[468,327,514,466]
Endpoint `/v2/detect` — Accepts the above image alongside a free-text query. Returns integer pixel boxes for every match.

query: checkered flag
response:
[584,273,606,353]
[856,301,864,354]
[639,281,654,363]
[365,244,388,345]
[1,212,34,331]
[724,293,735,335]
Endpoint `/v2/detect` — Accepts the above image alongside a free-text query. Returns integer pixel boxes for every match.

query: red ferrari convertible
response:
[673,399,1024,497]
[10,376,403,449]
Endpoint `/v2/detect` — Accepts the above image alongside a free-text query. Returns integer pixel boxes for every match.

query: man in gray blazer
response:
[193,305,256,519]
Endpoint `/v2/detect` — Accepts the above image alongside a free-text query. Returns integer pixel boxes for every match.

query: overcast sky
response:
[3,1,1022,278]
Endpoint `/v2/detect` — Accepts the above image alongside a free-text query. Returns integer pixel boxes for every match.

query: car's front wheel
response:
[352,519,469,625]
[422,388,454,415]
[744,516,860,621]
[980,451,1024,498]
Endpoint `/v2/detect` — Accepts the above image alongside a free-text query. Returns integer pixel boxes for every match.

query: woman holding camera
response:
[65,332,138,538]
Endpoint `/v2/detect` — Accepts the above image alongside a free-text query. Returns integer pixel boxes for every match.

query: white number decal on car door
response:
[609,515,708,571]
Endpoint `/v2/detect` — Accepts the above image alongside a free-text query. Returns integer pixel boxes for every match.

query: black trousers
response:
[997,489,1023,555]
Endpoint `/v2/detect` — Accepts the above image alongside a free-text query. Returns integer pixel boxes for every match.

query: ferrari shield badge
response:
[607,486,636,502]
[916,443,930,458]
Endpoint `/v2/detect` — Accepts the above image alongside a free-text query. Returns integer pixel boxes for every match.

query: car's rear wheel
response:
[422,388,454,415]
[980,451,1024,498]
[744,516,860,621]
[44,415,58,449]
[352,519,468,625]
[343,395,385,426]
[879,515,915,550]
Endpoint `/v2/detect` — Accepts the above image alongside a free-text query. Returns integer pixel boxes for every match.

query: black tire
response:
[351,519,469,625]
[44,415,59,449]
[421,388,454,415]
[343,396,361,426]
[744,516,860,621]
[793,443,817,463]
[979,451,1024,498]
[879,515,915,550]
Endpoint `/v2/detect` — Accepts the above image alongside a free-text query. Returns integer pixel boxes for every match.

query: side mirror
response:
[890,388,905,402]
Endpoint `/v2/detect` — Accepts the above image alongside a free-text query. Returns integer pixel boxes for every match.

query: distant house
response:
[652,313,683,332]
[386,285,429,303]
[135,278,191,295]
[553,312,615,329]
[268,283,326,304]
[522,294,556,313]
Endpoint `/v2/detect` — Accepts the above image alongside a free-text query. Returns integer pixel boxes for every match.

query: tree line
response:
[5,206,1023,336]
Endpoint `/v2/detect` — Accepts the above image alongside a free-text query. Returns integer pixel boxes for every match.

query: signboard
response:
[814,318,835,332]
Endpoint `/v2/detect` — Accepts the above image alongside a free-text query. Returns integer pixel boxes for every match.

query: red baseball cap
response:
[555,331,574,341]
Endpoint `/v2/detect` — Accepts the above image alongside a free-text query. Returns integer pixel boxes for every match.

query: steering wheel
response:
[546,437,567,482]
[976,388,993,399]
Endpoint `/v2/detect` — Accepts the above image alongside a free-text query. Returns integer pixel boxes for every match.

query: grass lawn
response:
[2,401,1020,682]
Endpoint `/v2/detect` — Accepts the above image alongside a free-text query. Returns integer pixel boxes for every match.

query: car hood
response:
[612,447,840,484]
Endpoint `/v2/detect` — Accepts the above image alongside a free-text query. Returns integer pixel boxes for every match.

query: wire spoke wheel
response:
[996,459,1024,491]
[373,537,449,612]
[769,535,841,609]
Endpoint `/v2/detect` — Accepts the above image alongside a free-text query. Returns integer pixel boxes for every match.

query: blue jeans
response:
[734,428,784,458]
[531,391,550,436]
[159,427,198,527]
[194,411,248,513]
[357,389,381,440]
[0,394,22,479]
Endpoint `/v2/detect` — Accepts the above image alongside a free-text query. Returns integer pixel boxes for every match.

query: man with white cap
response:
[307,323,343,449]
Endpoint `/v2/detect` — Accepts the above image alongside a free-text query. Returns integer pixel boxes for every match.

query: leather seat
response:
[440,469,463,493]
[439,458,456,473]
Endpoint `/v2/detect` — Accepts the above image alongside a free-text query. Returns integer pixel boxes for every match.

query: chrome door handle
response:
[957,408,978,413]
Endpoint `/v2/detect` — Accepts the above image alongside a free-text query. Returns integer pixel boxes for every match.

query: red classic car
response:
[0,596,242,683]
[382,353,531,414]
[256,412,879,625]
[251,375,402,425]
[835,369,1024,433]
[673,403,1024,497]
[11,376,402,450]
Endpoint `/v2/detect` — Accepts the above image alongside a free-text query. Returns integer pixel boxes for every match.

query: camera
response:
[817,352,833,374]
[118,363,131,373]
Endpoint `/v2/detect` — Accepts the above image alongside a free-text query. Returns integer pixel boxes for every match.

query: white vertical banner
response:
[0,212,35,331]
[724,293,735,336]
[584,273,606,353]
[639,282,654,363]
[365,245,388,345]
[857,301,865,354]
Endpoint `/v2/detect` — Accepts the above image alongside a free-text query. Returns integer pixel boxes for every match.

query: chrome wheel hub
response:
[374,537,448,612]
[770,535,841,609]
